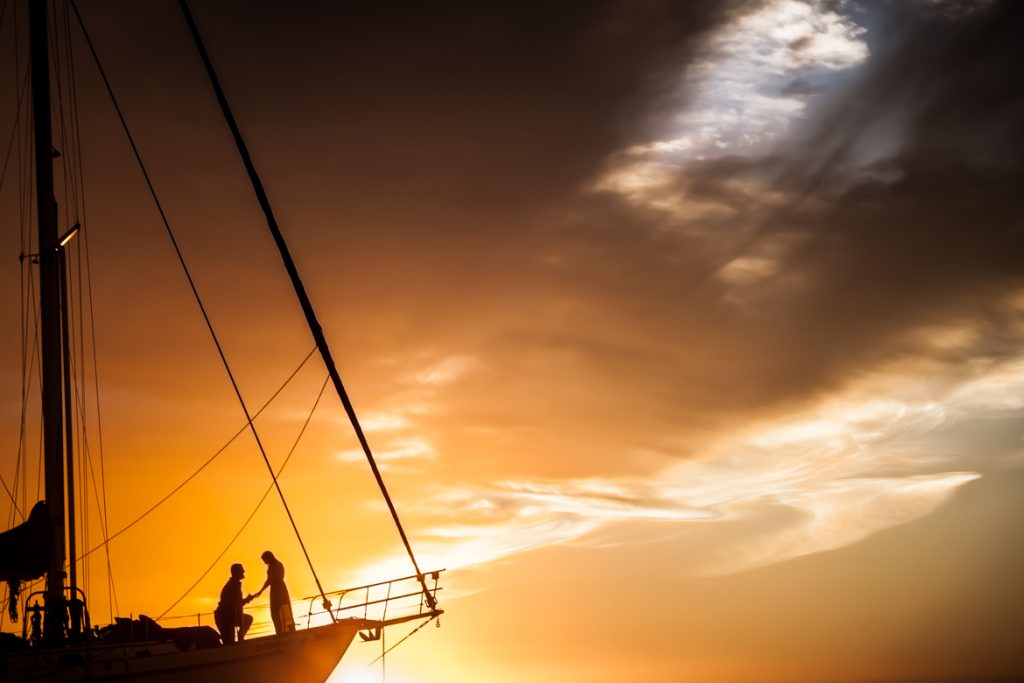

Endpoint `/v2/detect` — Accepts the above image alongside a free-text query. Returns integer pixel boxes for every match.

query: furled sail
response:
[0,501,52,621]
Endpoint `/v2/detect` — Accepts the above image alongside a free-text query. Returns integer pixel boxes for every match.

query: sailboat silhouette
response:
[0,1,444,680]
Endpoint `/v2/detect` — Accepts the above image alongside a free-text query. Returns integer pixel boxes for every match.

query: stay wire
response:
[4,58,31,522]
[157,372,331,621]
[60,0,96,604]
[72,0,336,621]
[19,2,43,521]
[179,0,437,614]
[76,346,317,562]
[13,2,35,521]
[52,0,88,602]
[178,0,352,616]
[60,2,117,615]
[63,327,121,614]
[367,613,440,667]
[0,64,28,197]
[49,2,70,228]
[0,474,19,515]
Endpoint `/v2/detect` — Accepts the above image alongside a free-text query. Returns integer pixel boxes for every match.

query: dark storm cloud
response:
[45,0,754,411]
[421,0,1024,463]
[750,0,1024,374]
[56,0,1024,472]
[168,0,1020,465]
[790,0,1024,180]
[76,0,754,217]
[179,0,752,216]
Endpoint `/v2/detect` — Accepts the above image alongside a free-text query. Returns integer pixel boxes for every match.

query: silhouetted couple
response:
[215,551,295,644]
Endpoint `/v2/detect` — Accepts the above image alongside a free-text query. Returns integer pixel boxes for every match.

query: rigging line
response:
[57,1,81,219]
[57,1,90,549]
[13,0,28,249]
[13,235,42,525]
[63,7,115,610]
[75,346,318,562]
[0,474,21,516]
[0,63,28,197]
[13,122,30,529]
[11,203,30,526]
[19,80,43,510]
[179,0,344,616]
[49,1,71,230]
[367,613,440,667]
[81,186,118,618]
[83,224,117,618]
[156,372,331,621]
[67,4,330,619]
[13,249,42,523]
[15,0,41,515]
[63,322,111,601]
[178,0,437,613]
[56,0,93,588]
[67,5,87,226]
[82,389,118,615]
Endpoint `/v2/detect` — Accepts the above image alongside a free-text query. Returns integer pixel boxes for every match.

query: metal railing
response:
[127,569,444,638]
[302,569,445,629]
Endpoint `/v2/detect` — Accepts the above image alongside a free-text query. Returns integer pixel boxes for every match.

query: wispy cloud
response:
[373,354,1024,580]
[414,355,476,386]
[324,4,1024,604]
[697,471,978,574]
[358,412,411,432]
[337,437,435,463]
[333,355,478,467]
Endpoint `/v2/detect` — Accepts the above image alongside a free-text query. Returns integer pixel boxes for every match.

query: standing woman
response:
[257,550,296,634]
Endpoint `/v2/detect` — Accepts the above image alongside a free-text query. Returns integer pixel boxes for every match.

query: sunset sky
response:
[2,1,1023,681]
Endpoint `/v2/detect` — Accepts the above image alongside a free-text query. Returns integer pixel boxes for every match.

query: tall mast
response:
[29,0,67,642]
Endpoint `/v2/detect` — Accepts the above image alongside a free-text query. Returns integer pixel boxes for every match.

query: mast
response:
[29,0,67,642]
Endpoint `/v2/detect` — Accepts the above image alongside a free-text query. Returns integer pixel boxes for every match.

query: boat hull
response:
[0,619,367,683]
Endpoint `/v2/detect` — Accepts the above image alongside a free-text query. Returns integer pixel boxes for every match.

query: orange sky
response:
[2,1,1023,681]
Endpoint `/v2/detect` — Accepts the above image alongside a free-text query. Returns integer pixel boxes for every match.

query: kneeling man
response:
[214,563,255,644]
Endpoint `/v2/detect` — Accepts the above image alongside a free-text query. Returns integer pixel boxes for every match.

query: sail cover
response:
[0,501,51,582]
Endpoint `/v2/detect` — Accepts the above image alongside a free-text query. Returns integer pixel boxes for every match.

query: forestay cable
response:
[178,0,438,613]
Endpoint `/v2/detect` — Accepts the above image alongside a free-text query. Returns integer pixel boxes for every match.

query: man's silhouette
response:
[214,563,254,644]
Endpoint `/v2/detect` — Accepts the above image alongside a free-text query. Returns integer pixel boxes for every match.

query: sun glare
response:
[329,664,412,683]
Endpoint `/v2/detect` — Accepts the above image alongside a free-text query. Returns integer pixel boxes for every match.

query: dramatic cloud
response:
[336,0,1024,588]
[395,350,1024,577]
[3,2,1022,679]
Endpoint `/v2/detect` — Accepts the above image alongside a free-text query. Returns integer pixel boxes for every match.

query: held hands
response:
[243,593,255,605]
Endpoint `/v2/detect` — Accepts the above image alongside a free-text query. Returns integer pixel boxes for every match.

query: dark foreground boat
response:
[2,619,363,682]
[0,1,443,679]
